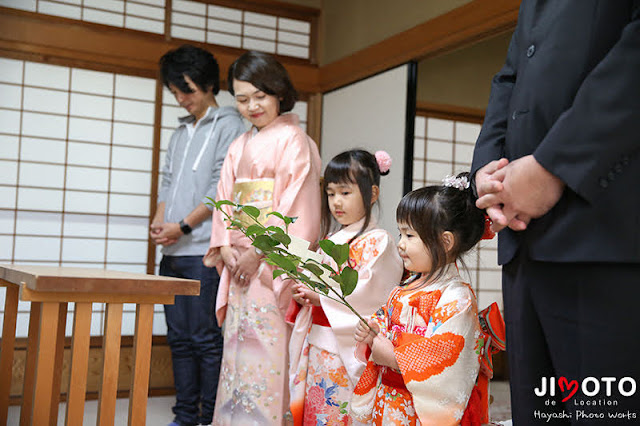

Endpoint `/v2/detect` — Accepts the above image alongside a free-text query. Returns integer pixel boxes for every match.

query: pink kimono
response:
[210,113,321,425]
[287,219,404,425]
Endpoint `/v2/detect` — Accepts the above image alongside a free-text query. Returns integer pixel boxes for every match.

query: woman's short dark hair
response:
[227,51,298,113]
[396,172,486,284]
[159,44,220,95]
[320,149,384,242]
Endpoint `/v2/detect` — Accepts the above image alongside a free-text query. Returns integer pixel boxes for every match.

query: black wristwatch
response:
[179,219,192,235]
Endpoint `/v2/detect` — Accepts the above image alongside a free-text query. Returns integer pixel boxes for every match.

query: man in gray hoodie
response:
[152,45,246,426]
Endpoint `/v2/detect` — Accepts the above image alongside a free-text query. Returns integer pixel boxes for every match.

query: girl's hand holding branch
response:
[355,319,378,346]
[292,282,321,306]
[355,320,399,369]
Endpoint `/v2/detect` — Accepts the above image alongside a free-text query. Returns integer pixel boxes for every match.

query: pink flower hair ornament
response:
[374,150,392,175]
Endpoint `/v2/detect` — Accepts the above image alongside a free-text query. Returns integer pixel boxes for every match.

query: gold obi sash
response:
[232,178,274,226]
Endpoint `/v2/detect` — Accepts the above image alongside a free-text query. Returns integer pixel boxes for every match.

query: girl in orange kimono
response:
[286,150,404,425]
[353,172,492,426]
[204,51,322,426]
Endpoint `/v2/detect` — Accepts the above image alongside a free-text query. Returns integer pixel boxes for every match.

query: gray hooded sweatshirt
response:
[157,105,246,256]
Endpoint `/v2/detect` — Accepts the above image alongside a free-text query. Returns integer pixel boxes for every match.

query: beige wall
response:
[319,0,470,65]
[417,32,512,110]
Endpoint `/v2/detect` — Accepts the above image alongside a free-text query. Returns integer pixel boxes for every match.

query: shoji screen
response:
[412,115,502,310]
[0,57,159,336]
[321,64,411,235]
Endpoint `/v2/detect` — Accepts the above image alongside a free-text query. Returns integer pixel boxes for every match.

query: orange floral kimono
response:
[287,219,403,425]
[351,264,483,426]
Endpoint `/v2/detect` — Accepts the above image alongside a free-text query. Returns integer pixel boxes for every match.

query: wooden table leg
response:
[97,302,123,426]
[128,303,154,426]
[20,302,41,426]
[31,302,62,426]
[0,283,19,426]
[49,303,68,426]
[65,302,92,426]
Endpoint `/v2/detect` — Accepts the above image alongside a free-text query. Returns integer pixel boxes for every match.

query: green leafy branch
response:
[206,198,370,328]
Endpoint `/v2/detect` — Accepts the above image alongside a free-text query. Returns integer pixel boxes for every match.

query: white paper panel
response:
[0,109,21,135]
[106,239,147,263]
[65,166,109,191]
[0,160,17,185]
[67,142,110,167]
[19,163,65,189]
[71,69,114,96]
[321,65,409,235]
[62,238,106,262]
[14,235,61,261]
[0,83,22,109]
[109,194,149,216]
[24,62,69,91]
[22,112,67,139]
[64,191,108,214]
[63,213,107,238]
[68,117,112,144]
[17,187,63,211]
[21,137,66,164]
[110,170,150,194]
[111,146,152,171]
[115,75,156,101]
[108,216,149,240]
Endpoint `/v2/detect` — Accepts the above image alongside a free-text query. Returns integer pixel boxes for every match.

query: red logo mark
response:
[558,376,579,402]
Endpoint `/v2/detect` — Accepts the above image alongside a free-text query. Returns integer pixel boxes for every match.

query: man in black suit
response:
[471,2,640,424]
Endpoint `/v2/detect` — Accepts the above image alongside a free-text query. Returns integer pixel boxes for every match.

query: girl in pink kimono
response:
[352,173,488,426]
[286,150,404,425]
[204,51,322,426]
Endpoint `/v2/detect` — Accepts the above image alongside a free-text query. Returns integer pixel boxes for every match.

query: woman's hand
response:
[355,319,379,347]
[291,283,321,306]
[202,247,220,267]
[220,246,239,272]
[232,247,262,285]
[371,333,399,369]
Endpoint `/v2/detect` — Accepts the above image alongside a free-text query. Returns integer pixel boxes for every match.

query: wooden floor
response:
[7,381,512,425]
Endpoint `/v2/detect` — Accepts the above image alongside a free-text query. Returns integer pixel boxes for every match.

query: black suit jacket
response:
[471,0,640,265]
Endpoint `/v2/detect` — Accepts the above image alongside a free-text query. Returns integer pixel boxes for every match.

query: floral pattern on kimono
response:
[351,264,482,426]
[210,113,322,425]
[288,219,404,425]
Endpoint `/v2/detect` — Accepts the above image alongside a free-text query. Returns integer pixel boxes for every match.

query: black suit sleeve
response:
[470,24,519,178]
[533,8,640,204]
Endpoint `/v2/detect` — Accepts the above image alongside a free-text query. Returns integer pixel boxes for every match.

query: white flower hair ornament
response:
[442,174,470,190]
[375,150,392,176]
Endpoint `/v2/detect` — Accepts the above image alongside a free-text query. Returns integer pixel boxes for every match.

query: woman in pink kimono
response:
[286,150,404,425]
[204,51,321,426]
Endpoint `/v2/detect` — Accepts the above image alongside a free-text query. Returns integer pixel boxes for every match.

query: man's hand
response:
[476,155,565,232]
[474,158,528,232]
[475,158,509,198]
[150,222,179,246]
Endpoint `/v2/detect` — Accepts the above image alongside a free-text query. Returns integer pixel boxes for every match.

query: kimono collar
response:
[405,262,460,288]
[331,216,379,244]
